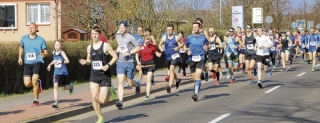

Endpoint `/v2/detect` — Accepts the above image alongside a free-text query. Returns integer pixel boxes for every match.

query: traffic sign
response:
[291,22,297,29]
[266,16,273,23]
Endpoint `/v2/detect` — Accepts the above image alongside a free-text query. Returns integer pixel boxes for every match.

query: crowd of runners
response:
[18,18,320,123]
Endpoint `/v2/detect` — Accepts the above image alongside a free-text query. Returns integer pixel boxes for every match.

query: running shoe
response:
[31,100,39,107]
[144,96,150,101]
[166,86,171,93]
[191,94,198,102]
[69,83,74,95]
[95,118,104,123]
[257,81,263,89]
[175,79,181,89]
[115,101,123,110]
[52,102,59,108]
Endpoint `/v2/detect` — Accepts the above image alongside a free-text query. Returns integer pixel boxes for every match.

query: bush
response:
[0,40,167,95]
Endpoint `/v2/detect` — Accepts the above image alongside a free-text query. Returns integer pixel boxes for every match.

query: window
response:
[27,3,50,25]
[0,4,17,29]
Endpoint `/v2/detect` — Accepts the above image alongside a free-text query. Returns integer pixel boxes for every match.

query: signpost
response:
[265,16,273,28]
[291,22,297,31]
[252,8,263,25]
[307,21,314,30]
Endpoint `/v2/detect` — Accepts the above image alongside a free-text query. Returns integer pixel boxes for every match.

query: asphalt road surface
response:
[56,59,320,123]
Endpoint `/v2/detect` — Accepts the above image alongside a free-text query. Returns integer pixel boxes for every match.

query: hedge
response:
[0,40,167,95]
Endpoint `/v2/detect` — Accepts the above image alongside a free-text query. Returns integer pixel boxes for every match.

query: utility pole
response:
[55,0,58,38]
[220,0,222,29]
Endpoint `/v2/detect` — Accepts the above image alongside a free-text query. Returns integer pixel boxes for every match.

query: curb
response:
[25,77,197,123]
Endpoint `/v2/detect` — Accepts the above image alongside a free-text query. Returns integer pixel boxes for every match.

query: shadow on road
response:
[200,93,230,101]
[124,100,167,110]
[0,110,25,116]
[105,113,149,123]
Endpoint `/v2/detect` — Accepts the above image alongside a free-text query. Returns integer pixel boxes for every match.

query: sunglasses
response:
[229,30,234,32]
[209,31,214,33]
[246,27,251,29]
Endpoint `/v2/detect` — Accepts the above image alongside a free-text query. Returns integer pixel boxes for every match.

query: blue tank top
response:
[164,35,178,60]
[308,35,317,48]
[227,36,239,55]
[53,51,68,75]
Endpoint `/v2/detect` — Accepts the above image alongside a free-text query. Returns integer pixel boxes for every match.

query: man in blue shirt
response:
[300,30,307,62]
[184,22,209,102]
[305,27,320,72]
[18,22,48,107]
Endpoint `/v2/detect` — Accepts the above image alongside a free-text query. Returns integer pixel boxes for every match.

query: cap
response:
[30,22,39,32]
[119,21,128,27]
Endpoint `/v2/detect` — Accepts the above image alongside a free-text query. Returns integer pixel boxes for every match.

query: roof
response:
[63,28,87,34]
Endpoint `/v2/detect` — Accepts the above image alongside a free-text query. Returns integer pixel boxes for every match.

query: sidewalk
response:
[0,64,227,123]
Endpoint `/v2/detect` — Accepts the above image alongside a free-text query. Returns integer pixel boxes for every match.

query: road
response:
[55,59,320,123]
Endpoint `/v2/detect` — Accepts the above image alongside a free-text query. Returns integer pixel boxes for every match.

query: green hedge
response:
[0,40,167,95]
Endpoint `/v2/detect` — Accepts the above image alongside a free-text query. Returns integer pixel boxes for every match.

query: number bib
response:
[310,42,316,46]
[226,52,231,57]
[285,50,290,54]
[140,46,145,50]
[179,48,185,53]
[210,45,216,50]
[302,44,305,48]
[271,47,276,51]
[192,55,201,62]
[92,61,102,70]
[54,60,61,68]
[247,44,254,49]
[257,48,263,54]
[171,53,180,60]
[119,45,128,53]
[26,53,36,60]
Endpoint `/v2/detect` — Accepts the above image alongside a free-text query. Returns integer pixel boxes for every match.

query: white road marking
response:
[297,72,306,76]
[264,85,282,94]
[316,64,320,67]
[209,113,230,123]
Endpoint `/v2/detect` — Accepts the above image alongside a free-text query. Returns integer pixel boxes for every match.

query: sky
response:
[200,0,314,10]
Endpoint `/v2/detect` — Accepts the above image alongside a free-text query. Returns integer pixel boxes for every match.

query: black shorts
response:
[280,48,289,53]
[256,55,269,65]
[90,73,111,87]
[23,62,41,77]
[208,57,220,64]
[166,59,179,69]
[141,60,155,75]
[54,75,68,86]
[245,54,256,60]
[189,60,205,73]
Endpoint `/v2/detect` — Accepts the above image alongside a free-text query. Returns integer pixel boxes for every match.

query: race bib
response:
[302,44,305,48]
[257,48,263,54]
[119,45,128,53]
[285,50,290,54]
[247,44,254,49]
[226,52,231,57]
[54,60,61,68]
[179,48,185,53]
[192,55,201,62]
[92,61,102,70]
[26,53,36,60]
[210,45,216,50]
[171,53,180,60]
[310,42,316,46]
[140,46,145,50]
[271,47,276,51]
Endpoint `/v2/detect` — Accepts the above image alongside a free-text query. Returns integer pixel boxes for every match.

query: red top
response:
[236,33,242,40]
[100,34,108,43]
[181,37,186,43]
[138,44,157,62]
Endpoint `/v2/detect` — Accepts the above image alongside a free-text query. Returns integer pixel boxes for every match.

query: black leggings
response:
[269,52,276,65]
[179,52,188,72]
[224,54,229,68]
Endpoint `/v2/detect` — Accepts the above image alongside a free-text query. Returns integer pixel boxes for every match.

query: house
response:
[0,0,61,42]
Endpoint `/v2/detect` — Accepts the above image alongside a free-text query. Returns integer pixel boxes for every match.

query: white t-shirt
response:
[256,35,272,56]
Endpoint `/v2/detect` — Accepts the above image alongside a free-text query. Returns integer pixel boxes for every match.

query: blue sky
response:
[200,0,314,10]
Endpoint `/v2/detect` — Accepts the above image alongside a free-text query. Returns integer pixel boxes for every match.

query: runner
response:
[225,28,241,83]
[236,26,246,74]
[78,25,118,123]
[177,31,188,76]
[279,30,292,72]
[47,38,74,108]
[207,28,223,85]
[158,24,182,93]
[18,22,48,106]
[145,28,157,45]
[223,31,231,79]
[299,30,307,62]
[133,26,144,87]
[195,18,209,81]
[136,35,162,101]
[305,27,320,72]
[242,24,257,85]
[184,22,209,101]
[115,21,141,110]
[254,27,273,89]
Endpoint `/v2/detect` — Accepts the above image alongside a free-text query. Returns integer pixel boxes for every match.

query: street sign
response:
[307,21,314,30]
[291,22,297,29]
[266,16,273,23]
